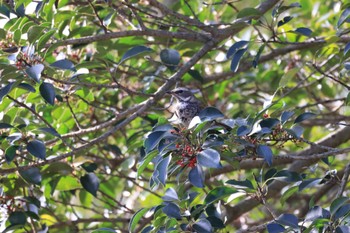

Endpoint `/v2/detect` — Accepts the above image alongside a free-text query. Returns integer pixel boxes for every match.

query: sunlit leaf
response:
[129,208,149,233]
[204,186,237,205]
[0,82,15,102]
[230,48,247,72]
[189,165,204,188]
[25,64,44,83]
[50,59,76,71]
[120,45,152,64]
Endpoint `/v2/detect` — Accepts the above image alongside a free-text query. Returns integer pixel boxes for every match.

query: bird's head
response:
[167,87,197,102]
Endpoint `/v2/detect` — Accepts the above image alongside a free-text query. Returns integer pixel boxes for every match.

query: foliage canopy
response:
[1,0,350,232]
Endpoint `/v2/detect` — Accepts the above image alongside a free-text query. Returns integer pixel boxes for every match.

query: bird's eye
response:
[175,90,183,94]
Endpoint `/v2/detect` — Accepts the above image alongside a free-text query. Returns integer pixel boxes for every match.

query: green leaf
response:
[197,148,221,168]
[80,173,100,197]
[230,48,247,72]
[276,213,298,228]
[5,145,19,164]
[236,8,262,19]
[37,29,56,50]
[129,208,149,233]
[160,48,181,70]
[162,202,181,219]
[338,8,350,27]
[280,186,298,206]
[17,83,36,93]
[294,112,316,124]
[226,179,254,190]
[198,107,225,122]
[50,59,76,71]
[25,64,44,83]
[19,167,42,185]
[204,186,237,205]
[278,16,293,27]
[0,82,16,102]
[330,197,349,216]
[27,139,46,159]
[279,67,298,88]
[293,27,313,37]
[8,211,27,225]
[227,41,249,59]
[189,165,205,188]
[40,82,55,105]
[257,145,273,166]
[27,25,46,43]
[137,150,158,178]
[119,45,152,64]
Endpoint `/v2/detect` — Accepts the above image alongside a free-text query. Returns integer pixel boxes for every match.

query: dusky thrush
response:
[167,87,203,127]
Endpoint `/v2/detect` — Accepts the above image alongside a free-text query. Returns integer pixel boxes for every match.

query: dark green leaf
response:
[299,178,322,191]
[230,48,247,72]
[154,155,171,186]
[345,62,350,70]
[39,127,61,137]
[334,204,350,220]
[280,186,298,206]
[8,211,26,225]
[19,167,42,185]
[252,44,265,68]
[193,219,212,233]
[80,173,100,196]
[305,206,323,221]
[0,82,15,102]
[25,64,44,83]
[129,208,149,233]
[273,170,302,182]
[338,8,350,27]
[294,112,316,124]
[27,140,46,159]
[144,131,166,153]
[50,59,76,71]
[206,216,225,229]
[227,41,248,59]
[197,148,221,168]
[27,25,46,44]
[257,145,273,166]
[188,69,204,83]
[5,145,18,164]
[162,188,179,202]
[226,179,254,190]
[162,202,181,219]
[267,223,285,233]
[198,107,224,122]
[236,8,262,19]
[260,118,280,129]
[344,42,350,55]
[276,213,298,228]
[336,226,350,233]
[204,186,237,205]
[293,27,313,37]
[160,48,180,70]
[278,16,293,27]
[281,111,294,123]
[237,125,250,136]
[0,122,13,129]
[17,83,36,93]
[330,197,349,216]
[40,82,55,105]
[189,165,204,188]
[120,45,152,64]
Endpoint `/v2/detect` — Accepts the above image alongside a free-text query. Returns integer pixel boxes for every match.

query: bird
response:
[167,87,203,128]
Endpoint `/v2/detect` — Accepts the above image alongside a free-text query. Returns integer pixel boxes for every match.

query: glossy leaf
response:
[154,155,171,186]
[276,213,298,228]
[197,148,221,168]
[344,42,350,55]
[230,48,247,72]
[260,118,280,129]
[189,165,204,188]
[293,27,313,37]
[162,188,179,202]
[237,125,250,136]
[281,111,294,123]
[266,223,285,233]
[27,140,46,160]
[17,83,36,93]
[129,208,149,233]
[25,64,44,83]
[80,173,100,196]
[39,127,61,137]
[226,179,254,190]
[50,59,76,71]
[278,16,293,27]
[193,219,212,233]
[0,122,13,129]
[40,82,55,105]
[289,125,304,138]
[0,82,15,102]
[19,167,42,185]
[280,186,298,206]
[333,204,350,220]
[257,145,273,166]
[204,186,237,205]
[206,216,225,229]
[162,202,181,219]
[279,67,298,87]
[120,45,152,64]
[8,211,26,225]
[5,145,18,164]
[305,206,323,221]
[294,112,316,124]
[227,41,248,59]
[330,197,349,216]
[160,48,180,70]
[299,178,322,191]
[198,107,225,122]
[252,44,265,68]
[144,131,166,153]
[137,150,158,177]
[338,8,350,27]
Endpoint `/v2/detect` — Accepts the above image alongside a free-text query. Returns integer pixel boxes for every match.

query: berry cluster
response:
[175,143,198,168]
[0,33,16,51]
[15,52,43,70]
